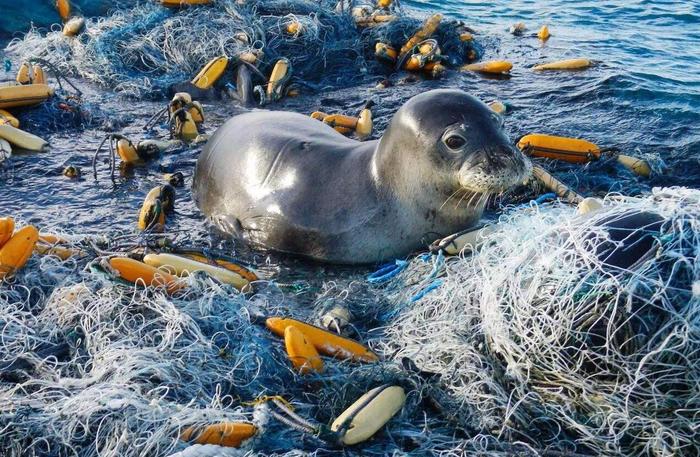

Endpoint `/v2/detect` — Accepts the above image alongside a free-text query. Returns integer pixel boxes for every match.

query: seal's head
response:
[377,89,531,201]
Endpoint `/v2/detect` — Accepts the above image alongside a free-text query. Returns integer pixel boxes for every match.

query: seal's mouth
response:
[457,145,532,194]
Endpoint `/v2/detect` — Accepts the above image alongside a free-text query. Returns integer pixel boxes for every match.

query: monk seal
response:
[193,89,531,264]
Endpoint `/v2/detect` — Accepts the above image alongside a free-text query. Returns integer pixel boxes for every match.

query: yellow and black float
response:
[266,317,378,362]
[0,225,39,280]
[0,109,20,128]
[138,185,175,231]
[191,56,229,90]
[0,124,49,152]
[143,253,251,290]
[0,84,54,109]
[284,325,324,374]
[62,165,81,179]
[175,251,259,282]
[267,58,291,102]
[331,385,406,445]
[160,0,212,7]
[517,133,651,177]
[397,13,442,67]
[509,22,527,35]
[533,58,591,71]
[169,92,205,124]
[538,25,551,41]
[180,422,257,448]
[461,60,513,74]
[16,62,47,85]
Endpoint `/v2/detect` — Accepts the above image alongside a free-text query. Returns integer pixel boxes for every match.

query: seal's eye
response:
[444,135,466,150]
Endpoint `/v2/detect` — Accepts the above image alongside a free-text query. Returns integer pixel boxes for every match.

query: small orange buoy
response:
[56,0,71,22]
[284,326,324,374]
[537,25,550,41]
[180,422,257,447]
[0,225,39,280]
[266,317,378,362]
[0,217,14,248]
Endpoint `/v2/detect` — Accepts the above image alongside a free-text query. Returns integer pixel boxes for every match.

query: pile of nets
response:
[5,192,697,456]
[376,186,700,456]
[6,0,478,98]
[0,231,483,456]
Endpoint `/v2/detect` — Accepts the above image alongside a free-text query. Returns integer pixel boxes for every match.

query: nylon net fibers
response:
[376,187,700,456]
[6,0,478,98]
[0,233,469,456]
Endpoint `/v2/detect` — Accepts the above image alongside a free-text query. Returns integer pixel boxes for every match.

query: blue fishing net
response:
[6,0,480,98]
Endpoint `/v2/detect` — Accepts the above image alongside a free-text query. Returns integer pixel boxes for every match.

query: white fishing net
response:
[377,187,700,456]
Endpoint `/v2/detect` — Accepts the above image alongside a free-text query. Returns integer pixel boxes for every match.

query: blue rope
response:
[367,260,408,284]
[410,279,443,302]
[529,192,557,206]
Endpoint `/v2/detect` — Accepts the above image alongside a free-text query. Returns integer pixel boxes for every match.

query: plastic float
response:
[266,317,378,362]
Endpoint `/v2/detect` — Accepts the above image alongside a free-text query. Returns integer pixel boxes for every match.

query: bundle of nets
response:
[5,0,479,98]
[0,234,490,456]
[375,187,700,456]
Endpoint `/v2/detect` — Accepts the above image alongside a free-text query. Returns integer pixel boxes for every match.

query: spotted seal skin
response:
[193,89,531,264]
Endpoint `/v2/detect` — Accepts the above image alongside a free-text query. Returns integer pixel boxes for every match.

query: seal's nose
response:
[473,144,523,174]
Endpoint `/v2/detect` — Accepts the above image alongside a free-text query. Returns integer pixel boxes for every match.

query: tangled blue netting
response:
[6,0,479,99]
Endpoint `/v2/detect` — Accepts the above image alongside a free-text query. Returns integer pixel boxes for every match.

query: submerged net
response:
[6,0,478,99]
[376,186,700,456]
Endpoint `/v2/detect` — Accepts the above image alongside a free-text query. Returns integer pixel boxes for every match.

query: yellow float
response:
[0,84,54,109]
[461,60,513,74]
[108,257,184,294]
[0,217,14,247]
[63,17,86,37]
[266,317,378,362]
[180,422,257,447]
[0,109,20,128]
[533,58,591,71]
[161,0,212,7]
[56,0,71,22]
[517,133,651,177]
[0,225,39,280]
[177,251,259,282]
[331,385,406,445]
[284,325,324,374]
[191,56,229,90]
[143,253,250,290]
[0,125,49,152]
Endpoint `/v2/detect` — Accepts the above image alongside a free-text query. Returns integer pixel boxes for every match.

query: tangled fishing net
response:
[6,0,478,98]
[3,188,699,456]
[376,186,700,456]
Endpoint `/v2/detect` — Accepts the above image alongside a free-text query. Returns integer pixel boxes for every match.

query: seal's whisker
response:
[456,189,478,210]
[440,188,467,211]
